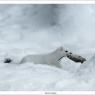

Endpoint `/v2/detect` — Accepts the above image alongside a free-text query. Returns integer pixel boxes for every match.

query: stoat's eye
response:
[65,50,68,52]
[70,52,72,54]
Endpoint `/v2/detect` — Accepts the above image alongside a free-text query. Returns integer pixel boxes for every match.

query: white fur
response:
[20,47,67,68]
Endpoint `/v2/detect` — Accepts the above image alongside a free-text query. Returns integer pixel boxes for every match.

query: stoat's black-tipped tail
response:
[4,58,12,63]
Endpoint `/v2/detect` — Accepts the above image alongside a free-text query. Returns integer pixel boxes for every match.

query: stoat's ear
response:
[56,46,66,51]
[58,46,64,51]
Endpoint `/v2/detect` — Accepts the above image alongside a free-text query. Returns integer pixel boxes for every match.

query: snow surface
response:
[0,4,95,91]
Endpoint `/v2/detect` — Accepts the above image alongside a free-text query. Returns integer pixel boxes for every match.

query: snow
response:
[0,4,95,91]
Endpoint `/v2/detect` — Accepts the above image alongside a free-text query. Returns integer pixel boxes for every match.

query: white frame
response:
[0,1,95,95]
